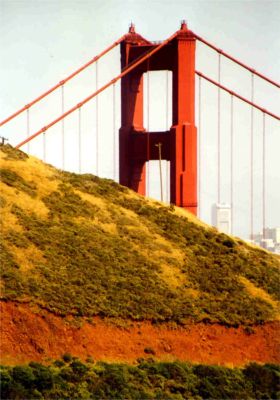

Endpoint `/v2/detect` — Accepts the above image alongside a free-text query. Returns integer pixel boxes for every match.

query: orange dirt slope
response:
[1,301,279,366]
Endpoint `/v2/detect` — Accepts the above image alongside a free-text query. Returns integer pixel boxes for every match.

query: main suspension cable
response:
[195,71,280,121]
[194,32,280,89]
[0,35,126,127]
[15,31,179,149]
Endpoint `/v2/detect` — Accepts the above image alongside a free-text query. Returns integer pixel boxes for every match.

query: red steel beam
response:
[16,31,178,149]
[194,32,280,89]
[0,35,126,127]
[196,70,280,121]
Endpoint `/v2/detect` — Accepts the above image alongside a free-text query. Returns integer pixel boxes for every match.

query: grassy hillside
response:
[0,144,279,326]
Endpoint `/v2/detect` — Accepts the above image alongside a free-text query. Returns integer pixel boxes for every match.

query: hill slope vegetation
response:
[0,144,279,327]
[1,358,279,399]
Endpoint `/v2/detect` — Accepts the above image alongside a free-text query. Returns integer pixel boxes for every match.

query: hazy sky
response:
[0,0,279,239]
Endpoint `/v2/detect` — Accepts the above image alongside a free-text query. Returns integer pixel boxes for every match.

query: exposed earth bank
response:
[1,301,279,366]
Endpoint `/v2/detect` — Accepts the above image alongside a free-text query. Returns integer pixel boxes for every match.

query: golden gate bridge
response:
[1,21,279,243]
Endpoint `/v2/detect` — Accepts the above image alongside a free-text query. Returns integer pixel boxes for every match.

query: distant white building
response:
[260,238,275,252]
[251,227,280,253]
[212,203,232,235]
[263,227,280,244]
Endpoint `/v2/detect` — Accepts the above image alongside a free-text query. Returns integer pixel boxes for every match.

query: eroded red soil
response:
[1,301,279,366]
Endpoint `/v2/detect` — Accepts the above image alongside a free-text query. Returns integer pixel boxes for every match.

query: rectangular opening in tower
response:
[143,70,172,204]
[143,70,172,131]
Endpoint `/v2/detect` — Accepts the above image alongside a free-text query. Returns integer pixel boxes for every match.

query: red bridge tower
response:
[119,22,197,215]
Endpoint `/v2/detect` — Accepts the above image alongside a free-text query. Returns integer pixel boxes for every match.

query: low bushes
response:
[1,359,279,399]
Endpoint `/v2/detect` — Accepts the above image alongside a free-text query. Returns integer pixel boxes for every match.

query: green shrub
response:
[12,365,35,388]
[62,353,73,363]
[1,360,280,399]
[29,362,54,391]
[244,363,280,399]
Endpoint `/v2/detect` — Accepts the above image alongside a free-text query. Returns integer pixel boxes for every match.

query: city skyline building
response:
[251,227,280,254]
[212,203,232,235]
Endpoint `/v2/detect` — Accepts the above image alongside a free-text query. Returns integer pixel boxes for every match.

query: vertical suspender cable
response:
[146,62,150,197]
[26,108,30,153]
[113,83,116,181]
[250,73,254,240]
[217,53,221,204]
[198,75,202,219]
[78,107,82,173]
[166,70,169,129]
[166,70,169,202]
[96,61,99,176]
[61,85,65,170]
[43,131,46,162]
[262,113,266,239]
[230,94,234,234]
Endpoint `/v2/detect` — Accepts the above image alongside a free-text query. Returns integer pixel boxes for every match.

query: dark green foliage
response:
[243,363,280,399]
[0,367,12,394]
[12,365,35,388]
[69,360,89,381]
[28,362,54,391]
[0,168,36,197]
[194,364,253,399]
[1,360,279,399]
[144,347,156,355]
[62,353,73,363]
[0,144,28,161]
[53,359,65,368]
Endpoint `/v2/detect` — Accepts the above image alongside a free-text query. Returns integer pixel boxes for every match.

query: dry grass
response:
[239,276,280,319]
[0,150,58,199]
[159,263,186,289]
[152,235,185,264]
[1,205,23,233]
[0,182,49,218]
[116,204,141,221]
[74,216,118,235]
[10,243,45,273]
[75,190,107,210]
[98,222,118,235]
